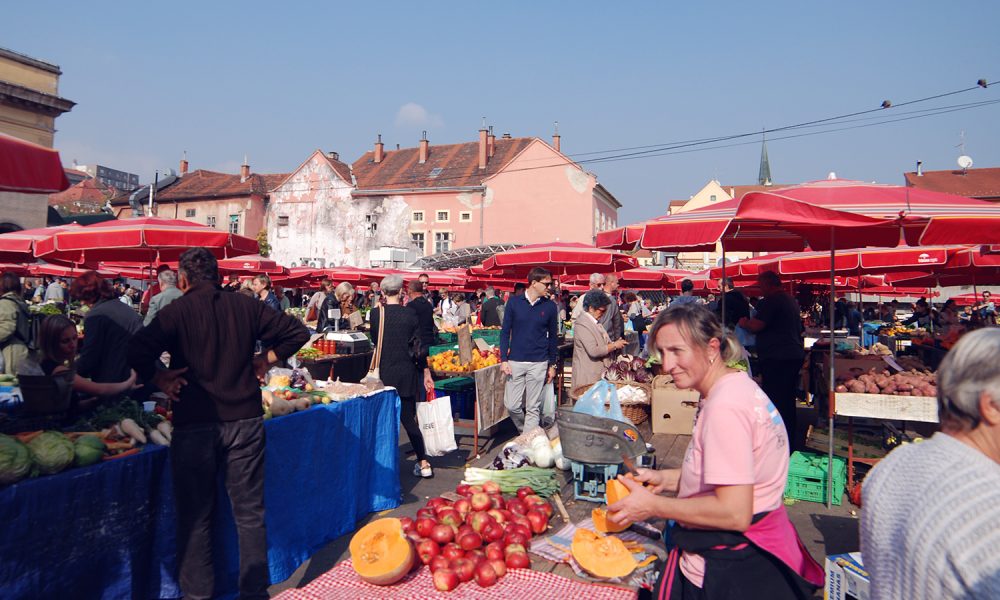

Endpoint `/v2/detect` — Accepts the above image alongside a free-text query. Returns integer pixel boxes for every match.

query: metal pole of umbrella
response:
[828,230,836,509]
[720,241,727,327]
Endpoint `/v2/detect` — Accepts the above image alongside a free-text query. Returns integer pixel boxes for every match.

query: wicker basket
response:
[569,380,652,425]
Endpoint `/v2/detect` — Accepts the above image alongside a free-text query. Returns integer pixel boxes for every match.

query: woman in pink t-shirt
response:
[607,303,822,599]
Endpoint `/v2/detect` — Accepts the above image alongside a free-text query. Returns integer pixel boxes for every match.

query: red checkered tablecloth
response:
[274,559,638,600]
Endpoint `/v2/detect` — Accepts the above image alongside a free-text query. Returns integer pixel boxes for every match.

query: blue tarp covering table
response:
[0,389,401,599]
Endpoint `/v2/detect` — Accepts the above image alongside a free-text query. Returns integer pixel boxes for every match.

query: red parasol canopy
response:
[28,263,116,278]
[754,246,968,279]
[480,242,638,276]
[560,266,677,290]
[35,217,259,264]
[217,254,285,274]
[0,224,82,263]
[0,133,70,193]
[0,263,29,276]
[749,179,1000,246]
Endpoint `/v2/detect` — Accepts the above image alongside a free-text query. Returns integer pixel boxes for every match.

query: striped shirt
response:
[860,433,1000,599]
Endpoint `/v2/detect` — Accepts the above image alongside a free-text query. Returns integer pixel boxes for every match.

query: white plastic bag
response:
[417,396,458,457]
[541,382,556,428]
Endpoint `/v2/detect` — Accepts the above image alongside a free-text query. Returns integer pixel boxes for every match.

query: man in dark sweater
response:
[407,280,437,350]
[128,248,308,600]
[739,270,804,450]
[499,267,558,432]
[480,286,503,327]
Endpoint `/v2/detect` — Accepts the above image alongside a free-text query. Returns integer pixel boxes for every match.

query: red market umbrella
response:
[217,254,286,274]
[35,217,259,264]
[28,263,116,278]
[884,246,1000,288]
[754,246,968,279]
[0,263,29,276]
[560,266,676,290]
[480,242,639,276]
[749,179,1000,247]
[0,224,82,263]
[0,133,70,193]
[595,223,645,251]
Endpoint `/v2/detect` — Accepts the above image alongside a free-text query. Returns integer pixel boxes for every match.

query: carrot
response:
[102,448,141,461]
[103,440,135,451]
[14,431,43,444]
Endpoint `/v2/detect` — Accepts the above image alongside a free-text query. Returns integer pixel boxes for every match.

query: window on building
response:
[594,208,600,231]
[459,211,472,222]
[184,208,196,218]
[436,210,449,222]
[206,215,216,228]
[411,232,425,254]
[412,211,424,223]
[710,194,717,202]
[277,215,289,238]
[229,214,240,234]
[434,232,451,253]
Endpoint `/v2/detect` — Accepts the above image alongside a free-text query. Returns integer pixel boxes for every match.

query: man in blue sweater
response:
[499,267,559,432]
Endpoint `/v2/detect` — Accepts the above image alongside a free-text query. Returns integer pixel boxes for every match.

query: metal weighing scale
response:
[555,408,656,502]
[325,331,372,355]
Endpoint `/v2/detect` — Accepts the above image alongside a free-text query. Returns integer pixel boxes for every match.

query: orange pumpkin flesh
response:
[592,507,629,533]
[606,478,632,505]
[571,529,638,578]
[349,518,415,585]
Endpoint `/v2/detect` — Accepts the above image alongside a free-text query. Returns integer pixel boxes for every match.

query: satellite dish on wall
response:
[957,155,974,170]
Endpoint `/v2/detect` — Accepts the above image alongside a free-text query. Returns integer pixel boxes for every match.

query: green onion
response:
[463,466,560,498]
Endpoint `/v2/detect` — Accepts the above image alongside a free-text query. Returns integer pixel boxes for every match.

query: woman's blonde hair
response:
[647,303,742,363]
[334,281,355,301]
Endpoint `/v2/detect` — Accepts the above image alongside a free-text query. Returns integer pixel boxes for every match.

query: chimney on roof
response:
[487,126,495,158]
[240,156,250,183]
[327,151,339,161]
[179,151,188,176]
[916,161,923,176]
[419,131,429,164]
[374,134,384,164]
[502,132,512,139]
[552,121,561,153]
[478,120,488,170]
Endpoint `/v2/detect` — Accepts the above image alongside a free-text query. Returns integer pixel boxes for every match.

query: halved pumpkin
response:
[571,528,638,578]
[592,507,629,533]
[606,478,631,505]
[349,517,415,585]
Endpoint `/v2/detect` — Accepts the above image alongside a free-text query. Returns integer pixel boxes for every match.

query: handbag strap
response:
[370,306,386,371]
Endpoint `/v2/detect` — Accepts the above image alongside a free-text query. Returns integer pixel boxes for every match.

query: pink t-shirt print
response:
[675,371,790,587]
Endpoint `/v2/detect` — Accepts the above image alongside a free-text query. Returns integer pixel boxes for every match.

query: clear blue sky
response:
[4,1,999,226]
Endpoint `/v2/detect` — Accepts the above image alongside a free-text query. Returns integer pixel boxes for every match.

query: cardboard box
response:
[651,375,699,435]
[824,552,870,600]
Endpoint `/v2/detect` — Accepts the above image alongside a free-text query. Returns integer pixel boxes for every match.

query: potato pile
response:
[836,368,936,397]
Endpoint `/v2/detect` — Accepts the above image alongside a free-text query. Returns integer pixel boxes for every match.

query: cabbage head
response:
[27,431,74,475]
[0,434,34,485]
[74,435,106,467]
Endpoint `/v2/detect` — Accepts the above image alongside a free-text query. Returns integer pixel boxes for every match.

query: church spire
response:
[758,130,772,186]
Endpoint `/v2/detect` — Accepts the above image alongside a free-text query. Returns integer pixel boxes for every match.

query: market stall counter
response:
[0,389,401,599]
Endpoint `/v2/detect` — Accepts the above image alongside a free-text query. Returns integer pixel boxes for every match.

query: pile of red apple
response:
[400,481,555,592]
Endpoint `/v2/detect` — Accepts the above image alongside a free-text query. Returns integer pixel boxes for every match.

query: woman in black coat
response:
[369,274,436,478]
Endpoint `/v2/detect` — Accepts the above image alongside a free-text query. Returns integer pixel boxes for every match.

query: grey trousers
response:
[504,360,547,432]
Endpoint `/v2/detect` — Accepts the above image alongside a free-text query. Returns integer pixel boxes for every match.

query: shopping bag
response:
[417,395,458,456]
[573,380,628,423]
[541,382,556,428]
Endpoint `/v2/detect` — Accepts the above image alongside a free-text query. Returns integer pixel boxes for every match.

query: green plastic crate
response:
[429,343,459,357]
[472,329,501,345]
[784,451,847,505]
[437,332,457,344]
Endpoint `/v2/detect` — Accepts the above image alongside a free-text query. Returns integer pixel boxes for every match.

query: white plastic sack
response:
[541,382,556,428]
[417,395,458,457]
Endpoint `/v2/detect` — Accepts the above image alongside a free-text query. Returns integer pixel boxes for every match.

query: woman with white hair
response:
[318,281,357,331]
[370,274,437,478]
[861,328,1000,599]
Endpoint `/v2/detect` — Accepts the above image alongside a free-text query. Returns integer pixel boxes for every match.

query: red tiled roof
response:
[155,169,290,201]
[722,183,788,199]
[904,167,1000,199]
[49,178,111,205]
[321,153,353,184]
[352,137,535,191]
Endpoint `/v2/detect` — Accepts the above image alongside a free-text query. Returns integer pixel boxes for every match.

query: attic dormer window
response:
[428,167,443,179]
